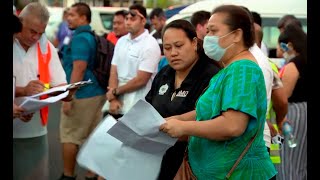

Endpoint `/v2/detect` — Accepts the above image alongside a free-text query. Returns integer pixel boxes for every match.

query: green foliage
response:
[145,0,178,8]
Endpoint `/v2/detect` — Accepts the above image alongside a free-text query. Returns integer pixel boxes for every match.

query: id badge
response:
[63,36,71,45]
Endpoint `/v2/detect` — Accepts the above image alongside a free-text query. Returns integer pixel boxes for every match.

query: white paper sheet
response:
[77,100,178,180]
[15,91,69,114]
[30,79,93,98]
[107,99,176,153]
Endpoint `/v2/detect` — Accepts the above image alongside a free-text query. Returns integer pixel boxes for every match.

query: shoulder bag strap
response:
[225,121,262,179]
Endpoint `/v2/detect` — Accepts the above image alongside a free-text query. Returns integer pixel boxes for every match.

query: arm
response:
[167,110,197,122]
[15,80,45,97]
[70,60,87,84]
[106,65,119,101]
[62,60,87,115]
[114,70,152,95]
[106,64,122,114]
[161,109,249,141]
[271,87,288,131]
[281,62,299,98]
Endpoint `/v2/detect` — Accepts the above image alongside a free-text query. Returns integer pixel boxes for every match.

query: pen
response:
[37,74,50,91]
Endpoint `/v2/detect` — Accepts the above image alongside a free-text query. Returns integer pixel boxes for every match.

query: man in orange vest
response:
[13,3,72,180]
[106,9,128,45]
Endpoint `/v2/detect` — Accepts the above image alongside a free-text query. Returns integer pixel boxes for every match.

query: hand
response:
[61,88,77,102]
[13,104,24,119]
[62,101,73,116]
[24,80,45,96]
[20,113,34,122]
[159,119,186,138]
[106,87,117,101]
[276,117,287,135]
[109,99,122,115]
[267,120,278,137]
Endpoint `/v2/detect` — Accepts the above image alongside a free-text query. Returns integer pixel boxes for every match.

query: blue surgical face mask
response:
[203,31,235,61]
[280,42,295,62]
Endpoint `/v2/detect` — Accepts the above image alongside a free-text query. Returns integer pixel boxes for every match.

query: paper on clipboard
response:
[30,79,93,98]
[15,90,69,114]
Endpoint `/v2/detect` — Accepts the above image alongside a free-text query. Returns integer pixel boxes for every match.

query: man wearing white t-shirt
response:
[13,3,68,180]
[104,4,161,118]
[249,43,274,149]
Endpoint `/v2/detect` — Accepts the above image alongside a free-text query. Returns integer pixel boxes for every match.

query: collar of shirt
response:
[14,34,48,58]
[73,24,92,35]
[125,29,149,42]
[162,58,207,87]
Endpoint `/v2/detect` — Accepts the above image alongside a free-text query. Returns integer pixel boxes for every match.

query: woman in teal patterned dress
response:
[159,5,277,180]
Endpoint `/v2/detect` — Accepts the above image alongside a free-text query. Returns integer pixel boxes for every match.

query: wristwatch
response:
[112,88,119,97]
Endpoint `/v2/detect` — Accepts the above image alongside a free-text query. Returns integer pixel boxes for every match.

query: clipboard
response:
[30,80,93,98]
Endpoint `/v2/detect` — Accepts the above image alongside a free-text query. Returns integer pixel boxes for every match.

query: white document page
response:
[77,100,177,180]
[15,90,69,114]
[107,99,176,153]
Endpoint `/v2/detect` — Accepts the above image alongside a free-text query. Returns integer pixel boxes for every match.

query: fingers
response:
[62,102,72,115]
[29,80,45,86]
[25,80,45,95]
[159,123,167,133]
[19,112,34,122]
[13,104,25,118]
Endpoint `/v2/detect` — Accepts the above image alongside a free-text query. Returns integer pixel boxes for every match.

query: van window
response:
[262,17,307,49]
[100,13,114,32]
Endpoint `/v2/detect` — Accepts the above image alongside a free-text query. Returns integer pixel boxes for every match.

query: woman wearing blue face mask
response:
[159,5,277,179]
[276,24,307,180]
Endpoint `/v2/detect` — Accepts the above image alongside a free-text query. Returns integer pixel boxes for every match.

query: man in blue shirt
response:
[59,3,105,180]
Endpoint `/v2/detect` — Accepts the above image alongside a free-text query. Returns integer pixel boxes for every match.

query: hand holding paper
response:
[77,100,178,180]
[15,91,70,115]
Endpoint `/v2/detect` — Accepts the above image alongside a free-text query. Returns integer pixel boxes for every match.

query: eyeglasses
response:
[124,10,145,19]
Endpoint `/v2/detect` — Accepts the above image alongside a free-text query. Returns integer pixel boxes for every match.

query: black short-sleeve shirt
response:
[145,58,220,118]
[288,55,307,103]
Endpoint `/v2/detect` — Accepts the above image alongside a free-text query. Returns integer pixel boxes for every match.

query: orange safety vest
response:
[106,32,118,45]
[37,42,51,126]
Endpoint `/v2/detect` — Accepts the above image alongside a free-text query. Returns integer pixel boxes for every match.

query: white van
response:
[46,6,128,43]
[166,0,307,54]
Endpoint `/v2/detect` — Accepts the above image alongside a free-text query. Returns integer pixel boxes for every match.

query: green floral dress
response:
[188,60,277,180]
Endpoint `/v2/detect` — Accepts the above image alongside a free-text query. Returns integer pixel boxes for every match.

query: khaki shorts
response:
[60,95,105,145]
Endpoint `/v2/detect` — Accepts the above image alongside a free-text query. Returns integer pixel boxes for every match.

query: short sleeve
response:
[221,63,265,120]
[138,40,161,73]
[70,35,92,62]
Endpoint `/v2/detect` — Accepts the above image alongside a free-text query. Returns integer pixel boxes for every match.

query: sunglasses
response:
[124,10,145,19]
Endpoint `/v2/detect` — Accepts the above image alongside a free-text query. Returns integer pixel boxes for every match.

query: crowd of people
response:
[13,2,307,180]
